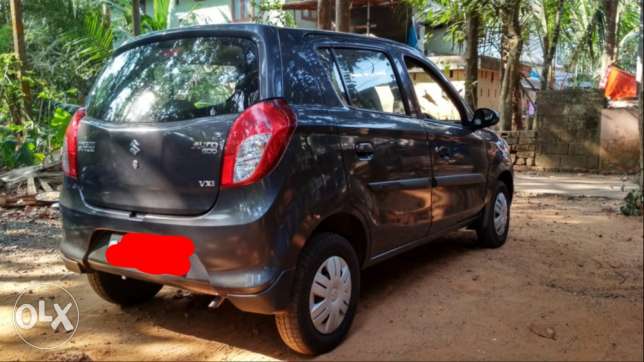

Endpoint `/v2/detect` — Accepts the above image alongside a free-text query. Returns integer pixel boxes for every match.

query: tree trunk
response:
[132,0,141,35]
[601,0,618,77]
[317,0,333,30]
[512,73,523,129]
[102,3,111,28]
[9,0,30,123]
[499,0,523,131]
[335,0,350,32]
[168,0,177,28]
[465,10,480,109]
[541,0,565,90]
[639,0,643,190]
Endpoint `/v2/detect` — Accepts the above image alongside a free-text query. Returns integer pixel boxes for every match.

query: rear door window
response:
[332,48,406,115]
[87,37,259,123]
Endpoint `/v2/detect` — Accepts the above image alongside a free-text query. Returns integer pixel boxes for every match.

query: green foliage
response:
[0,122,44,169]
[621,189,643,217]
[0,52,75,169]
[49,108,72,151]
[411,0,642,85]
[251,0,296,27]
[0,104,72,169]
[414,0,491,46]
[64,10,114,83]
[142,0,170,31]
[0,24,12,53]
[0,54,30,125]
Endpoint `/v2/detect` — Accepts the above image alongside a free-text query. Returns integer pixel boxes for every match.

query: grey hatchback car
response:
[60,24,513,355]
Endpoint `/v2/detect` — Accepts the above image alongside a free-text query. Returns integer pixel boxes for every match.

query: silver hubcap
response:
[309,256,352,334]
[493,192,509,236]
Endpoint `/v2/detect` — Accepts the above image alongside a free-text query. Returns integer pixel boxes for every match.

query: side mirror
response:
[468,108,499,129]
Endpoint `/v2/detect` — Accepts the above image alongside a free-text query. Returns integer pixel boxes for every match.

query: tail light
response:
[62,108,86,179]
[221,99,296,188]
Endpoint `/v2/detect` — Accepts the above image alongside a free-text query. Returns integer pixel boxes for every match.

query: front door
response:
[402,56,488,233]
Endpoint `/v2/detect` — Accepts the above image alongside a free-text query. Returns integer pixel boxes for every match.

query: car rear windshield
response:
[86,37,259,123]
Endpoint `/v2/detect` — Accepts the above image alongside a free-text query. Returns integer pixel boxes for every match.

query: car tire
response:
[88,271,162,306]
[476,181,511,248]
[275,233,360,355]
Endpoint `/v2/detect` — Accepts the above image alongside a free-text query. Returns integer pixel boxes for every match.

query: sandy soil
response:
[0,195,642,361]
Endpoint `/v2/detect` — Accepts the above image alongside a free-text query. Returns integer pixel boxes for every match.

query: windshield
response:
[86,37,259,123]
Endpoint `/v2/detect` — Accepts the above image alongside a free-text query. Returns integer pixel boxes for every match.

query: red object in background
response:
[106,233,195,276]
[604,65,637,100]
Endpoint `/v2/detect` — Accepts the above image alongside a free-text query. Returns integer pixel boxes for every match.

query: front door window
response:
[405,57,463,123]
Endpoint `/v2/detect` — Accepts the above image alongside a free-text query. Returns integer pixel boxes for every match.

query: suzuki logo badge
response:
[129,139,141,156]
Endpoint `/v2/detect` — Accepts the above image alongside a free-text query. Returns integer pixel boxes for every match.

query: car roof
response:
[117,23,423,57]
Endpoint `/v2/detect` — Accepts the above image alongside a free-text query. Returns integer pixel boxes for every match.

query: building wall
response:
[151,0,317,28]
[476,69,501,110]
[440,68,501,111]
[170,0,231,26]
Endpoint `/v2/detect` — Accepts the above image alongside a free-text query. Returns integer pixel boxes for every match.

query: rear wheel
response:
[88,271,162,306]
[476,181,511,248]
[275,233,360,355]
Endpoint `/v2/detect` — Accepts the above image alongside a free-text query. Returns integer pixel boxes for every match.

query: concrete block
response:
[570,143,588,156]
[517,144,536,152]
[543,143,570,155]
[516,151,535,158]
[527,157,536,167]
[560,155,598,170]
[535,154,560,168]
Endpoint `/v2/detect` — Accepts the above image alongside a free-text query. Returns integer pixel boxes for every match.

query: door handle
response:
[355,142,374,160]
[435,145,451,159]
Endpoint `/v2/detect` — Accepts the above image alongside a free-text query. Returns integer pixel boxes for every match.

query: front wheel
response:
[275,233,360,355]
[476,182,511,248]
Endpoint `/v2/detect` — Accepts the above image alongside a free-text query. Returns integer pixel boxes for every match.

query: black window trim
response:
[326,48,352,106]
[316,44,413,118]
[403,54,472,127]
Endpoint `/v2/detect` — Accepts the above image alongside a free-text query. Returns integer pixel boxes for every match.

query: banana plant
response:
[141,0,171,31]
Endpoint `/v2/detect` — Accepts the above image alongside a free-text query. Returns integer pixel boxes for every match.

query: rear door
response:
[319,46,432,256]
[78,36,260,215]
[401,56,488,233]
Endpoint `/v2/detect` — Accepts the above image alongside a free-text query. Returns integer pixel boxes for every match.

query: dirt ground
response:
[0,194,642,361]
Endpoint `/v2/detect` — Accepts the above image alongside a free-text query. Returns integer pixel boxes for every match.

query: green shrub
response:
[0,25,11,53]
[621,189,643,217]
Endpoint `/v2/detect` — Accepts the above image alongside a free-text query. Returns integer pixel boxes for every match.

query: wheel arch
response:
[308,211,369,268]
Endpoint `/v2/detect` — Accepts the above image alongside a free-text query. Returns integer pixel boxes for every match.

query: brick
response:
[515,158,526,166]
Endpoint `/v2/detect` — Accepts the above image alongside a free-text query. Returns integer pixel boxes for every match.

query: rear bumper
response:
[60,178,298,314]
[62,253,294,314]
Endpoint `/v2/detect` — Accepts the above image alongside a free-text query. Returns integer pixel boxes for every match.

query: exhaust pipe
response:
[208,296,224,309]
